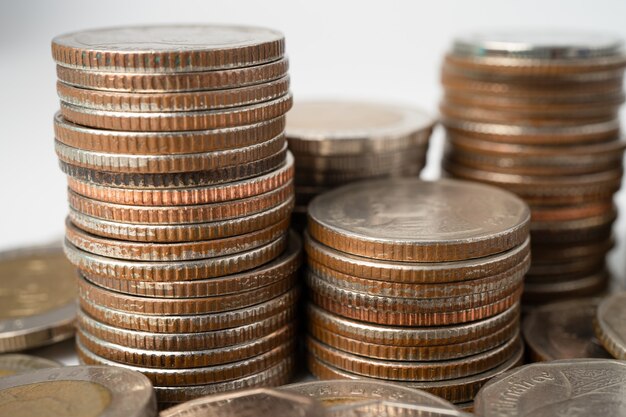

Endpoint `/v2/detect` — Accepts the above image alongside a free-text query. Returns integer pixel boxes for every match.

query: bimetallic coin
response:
[0,355,60,377]
[160,388,323,417]
[594,291,626,359]
[474,359,626,416]
[0,365,156,417]
[0,245,76,353]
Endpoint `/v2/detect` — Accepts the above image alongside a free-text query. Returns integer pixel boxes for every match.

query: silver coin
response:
[474,359,626,416]
[595,291,626,359]
[0,354,60,377]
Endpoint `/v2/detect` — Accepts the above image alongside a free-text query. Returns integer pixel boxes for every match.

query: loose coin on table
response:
[594,291,626,359]
[0,354,60,377]
[474,359,626,416]
[0,245,76,353]
[0,365,156,417]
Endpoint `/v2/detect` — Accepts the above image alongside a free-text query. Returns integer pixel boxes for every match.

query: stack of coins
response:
[50,25,299,404]
[286,101,435,230]
[440,30,626,305]
[303,178,530,406]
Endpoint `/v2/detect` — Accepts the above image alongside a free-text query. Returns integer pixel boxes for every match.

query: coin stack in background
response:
[50,25,298,405]
[286,101,435,231]
[440,31,626,305]
[303,178,530,407]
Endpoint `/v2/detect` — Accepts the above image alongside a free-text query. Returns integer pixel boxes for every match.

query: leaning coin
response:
[0,365,156,417]
[594,291,626,359]
[0,245,76,353]
[0,354,60,377]
[474,359,626,416]
[523,298,611,361]
[160,388,323,417]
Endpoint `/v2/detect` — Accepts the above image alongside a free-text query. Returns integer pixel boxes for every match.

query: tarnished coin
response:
[0,365,156,417]
[594,291,626,359]
[523,298,611,361]
[308,178,530,262]
[474,359,626,416]
[280,380,464,416]
[0,354,60,377]
[52,24,285,72]
[0,245,76,353]
[286,101,434,155]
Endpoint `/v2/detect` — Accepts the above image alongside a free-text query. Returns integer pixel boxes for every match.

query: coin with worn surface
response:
[594,292,626,359]
[474,359,626,416]
[0,365,156,417]
[523,298,611,361]
[308,178,530,262]
[0,245,76,352]
[160,388,323,417]
[0,355,60,377]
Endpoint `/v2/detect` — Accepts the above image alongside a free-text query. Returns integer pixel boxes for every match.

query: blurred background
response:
[1,0,626,284]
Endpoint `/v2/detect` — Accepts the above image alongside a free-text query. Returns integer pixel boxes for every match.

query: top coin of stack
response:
[440,30,626,305]
[286,101,435,230]
[303,178,530,407]
[51,24,299,405]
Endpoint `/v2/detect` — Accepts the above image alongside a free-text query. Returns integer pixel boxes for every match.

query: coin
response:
[523,298,611,361]
[474,359,626,416]
[52,25,285,73]
[523,270,609,304]
[0,365,156,417]
[160,388,324,417]
[0,245,76,353]
[294,164,424,187]
[0,355,60,377]
[307,178,530,262]
[594,291,626,359]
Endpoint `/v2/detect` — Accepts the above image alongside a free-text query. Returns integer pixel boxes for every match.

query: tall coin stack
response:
[286,101,435,231]
[51,25,298,405]
[440,31,626,305]
[303,178,530,407]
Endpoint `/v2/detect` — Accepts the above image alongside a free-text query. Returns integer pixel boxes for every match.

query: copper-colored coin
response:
[307,344,524,404]
[530,238,614,263]
[56,58,289,92]
[307,178,530,262]
[60,94,292,132]
[304,232,530,284]
[56,134,285,174]
[526,257,606,280]
[530,210,617,244]
[310,286,523,326]
[523,270,609,305]
[67,196,293,242]
[307,256,528,299]
[594,291,626,359]
[308,303,520,347]
[306,334,521,382]
[79,287,299,333]
[65,233,288,281]
[530,201,615,222]
[308,316,518,361]
[77,231,301,295]
[54,112,286,155]
[77,324,295,368]
[523,298,611,361]
[57,76,290,112]
[77,306,295,351]
[65,217,290,261]
[67,182,292,224]
[294,163,424,187]
[59,145,288,189]
[293,148,428,172]
[77,338,294,386]
[154,358,294,403]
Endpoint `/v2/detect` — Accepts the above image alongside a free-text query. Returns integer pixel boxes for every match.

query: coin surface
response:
[52,24,285,72]
[307,178,530,262]
[594,291,626,359]
[0,354,60,377]
[0,245,76,352]
[160,388,323,417]
[0,365,156,417]
[474,359,626,416]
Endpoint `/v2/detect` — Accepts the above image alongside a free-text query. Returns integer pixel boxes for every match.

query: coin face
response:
[160,388,324,417]
[474,359,626,416]
[0,245,76,352]
[523,298,611,361]
[595,292,626,359]
[0,365,156,417]
[308,178,530,262]
[0,355,60,377]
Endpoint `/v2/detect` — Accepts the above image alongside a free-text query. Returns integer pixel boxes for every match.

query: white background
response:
[1,0,626,285]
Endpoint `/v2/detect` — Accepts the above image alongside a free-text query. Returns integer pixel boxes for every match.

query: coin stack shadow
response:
[50,25,299,405]
[303,178,530,406]
[286,101,435,232]
[440,31,626,306]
